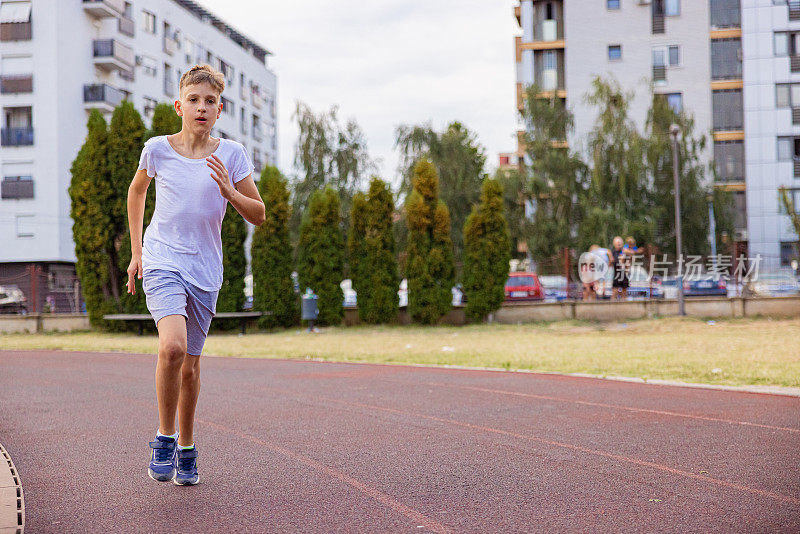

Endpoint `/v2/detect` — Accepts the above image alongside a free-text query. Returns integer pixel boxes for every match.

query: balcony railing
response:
[533,19,562,42]
[653,65,667,83]
[792,107,800,125]
[82,0,125,18]
[1,127,34,147]
[652,14,665,34]
[0,21,32,41]
[791,55,800,73]
[93,39,134,70]
[790,1,800,21]
[1,177,34,200]
[0,75,33,94]
[794,158,800,177]
[118,16,134,37]
[83,83,124,110]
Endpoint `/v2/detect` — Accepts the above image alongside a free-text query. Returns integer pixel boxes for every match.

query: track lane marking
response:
[379,379,800,434]
[305,395,800,507]
[197,418,453,534]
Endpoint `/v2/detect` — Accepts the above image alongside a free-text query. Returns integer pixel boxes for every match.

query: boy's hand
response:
[207,155,236,201]
[126,253,142,295]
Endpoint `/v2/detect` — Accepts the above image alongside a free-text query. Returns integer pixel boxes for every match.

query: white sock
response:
[179,443,195,450]
[156,430,178,440]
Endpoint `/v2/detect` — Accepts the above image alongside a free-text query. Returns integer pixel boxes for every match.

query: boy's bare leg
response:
[155,315,188,436]
[177,354,201,447]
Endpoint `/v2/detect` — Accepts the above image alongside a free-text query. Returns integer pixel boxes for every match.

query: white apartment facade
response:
[0,0,277,310]
[513,0,798,270]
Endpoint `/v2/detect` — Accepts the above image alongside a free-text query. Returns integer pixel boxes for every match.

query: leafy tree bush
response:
[463,179,511,321]
[297,187,344,326]
[349,177,398,324]
[252,166,298,328]
[405,159,454,324]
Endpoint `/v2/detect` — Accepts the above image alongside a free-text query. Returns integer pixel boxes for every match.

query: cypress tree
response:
[349,177,398,324]
[108,101,147,317]
[463,179,511,321]
[252,165,297,329]
[297,187,344,326]
[69,110,118,327]
[406,159,454,324]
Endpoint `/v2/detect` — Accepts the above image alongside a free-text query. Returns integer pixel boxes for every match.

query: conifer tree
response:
[69,110,118,327]
[463,179,511,321]
[405,159,454,324]
[297,187,345,326]
[348,177,398,324]
[252,165,298,328]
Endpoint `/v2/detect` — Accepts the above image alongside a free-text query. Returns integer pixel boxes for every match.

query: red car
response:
[504,273,544,301]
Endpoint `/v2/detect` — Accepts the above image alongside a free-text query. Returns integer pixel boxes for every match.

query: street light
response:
[670,124,685,316]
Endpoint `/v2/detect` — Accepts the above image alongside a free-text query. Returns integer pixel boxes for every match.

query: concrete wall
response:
[0,314,90,334]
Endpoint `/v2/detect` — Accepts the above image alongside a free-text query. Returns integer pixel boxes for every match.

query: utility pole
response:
[671,124,685,316]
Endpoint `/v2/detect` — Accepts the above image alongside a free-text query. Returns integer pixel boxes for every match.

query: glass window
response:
[712,89,743,130]
[667,92,682,113]
[777,84,791,107]
[711,38,743,79]
[791,84,800,106]
[666,0,680,16]
[714,141,744,181]
[141,10,155,34]
[607,0,620,9]
[776,32,789,56]
[778,137,794,160]
[608,45,622,61]
[711,0,741,28]
[669,45,680,66]
[653,48,666,67]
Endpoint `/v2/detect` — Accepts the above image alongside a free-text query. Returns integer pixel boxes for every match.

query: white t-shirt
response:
[137,135,254,291]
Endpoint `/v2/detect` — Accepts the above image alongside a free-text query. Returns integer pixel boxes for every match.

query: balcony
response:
[118,15,134,37]
[1,127,34,147]
[93,39,134,72]
[652,14,665,34]
[792,56,800,73]
[1,176,34,200]
[82,0,124,19]
[0,74,32,94]
[791,1,800,21]
[534,19,563,42]
[0,21,31,41]
[83,83,124,112]
[163,35,178,55]
[793,107,800,125]
[795,158,800,178]
[653,65,667,84]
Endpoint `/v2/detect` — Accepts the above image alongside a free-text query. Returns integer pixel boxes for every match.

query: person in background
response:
[589,244,612,299]
[611,236,629,300]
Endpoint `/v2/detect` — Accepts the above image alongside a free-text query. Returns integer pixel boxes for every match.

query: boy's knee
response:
[159,340,186,364]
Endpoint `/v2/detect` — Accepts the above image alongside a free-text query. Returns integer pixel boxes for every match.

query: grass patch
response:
[2,316,799,388]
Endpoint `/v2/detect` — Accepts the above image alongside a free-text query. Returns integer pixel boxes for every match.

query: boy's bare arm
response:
[126,169,152,294]
[206,155,265,226]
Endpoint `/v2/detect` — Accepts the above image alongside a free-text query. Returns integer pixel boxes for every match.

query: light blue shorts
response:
[142,269,218,356]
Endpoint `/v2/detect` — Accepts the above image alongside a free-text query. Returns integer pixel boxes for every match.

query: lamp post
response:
[670,124,685,316]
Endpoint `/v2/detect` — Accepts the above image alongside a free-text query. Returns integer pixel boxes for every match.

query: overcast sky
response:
[195,0,519,186]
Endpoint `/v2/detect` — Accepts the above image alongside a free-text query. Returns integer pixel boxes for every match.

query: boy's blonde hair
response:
[179,64,225,95]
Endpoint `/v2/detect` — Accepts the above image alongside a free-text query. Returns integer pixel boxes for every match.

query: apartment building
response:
[0,0,277,310]
[513,0,797,269]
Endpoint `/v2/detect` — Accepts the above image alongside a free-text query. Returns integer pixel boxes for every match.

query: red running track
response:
[0,349,798,533]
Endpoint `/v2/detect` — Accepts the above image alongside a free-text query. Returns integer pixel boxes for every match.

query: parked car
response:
[599,266,663,299]
[538,275,568,301]
[0,285,27,314]
[747,271,800,297]
[504,273,544,302]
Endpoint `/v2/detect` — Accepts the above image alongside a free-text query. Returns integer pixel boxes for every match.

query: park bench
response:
[103,311,269,335]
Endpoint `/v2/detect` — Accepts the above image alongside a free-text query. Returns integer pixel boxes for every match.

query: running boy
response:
[125,65,265,485]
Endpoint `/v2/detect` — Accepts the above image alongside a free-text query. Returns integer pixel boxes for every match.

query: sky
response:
[195,0,519,186]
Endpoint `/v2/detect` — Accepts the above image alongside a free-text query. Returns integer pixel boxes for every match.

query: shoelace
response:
[154,446,173,463]
[177,454,196,472]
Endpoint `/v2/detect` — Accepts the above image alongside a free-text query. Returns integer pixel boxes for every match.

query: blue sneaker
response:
[147,435,177,482]
[173,446,199,486]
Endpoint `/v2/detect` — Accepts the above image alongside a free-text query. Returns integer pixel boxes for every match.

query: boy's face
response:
[175,82,222,134]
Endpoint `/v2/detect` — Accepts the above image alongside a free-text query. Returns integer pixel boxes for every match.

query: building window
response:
[164,63,174,97]
[240,106,247,135]
[666,92,682,113]
[775,83,800,108]
[711,0,741,29]
[138,54,157,77]
[779,188,800,214]
[143,96,157,120]
[221,96,234,116]
[141,10,156,34]
[714,140,744,182]
[781,242,798,267]
[1,175,33,199]
[668,45,680,66]
[665,0,680,16]
[15,213,33,238]
[712,89,743,130]
[608,45,622,61]
[711,38,742,80]
[607,0,620,9]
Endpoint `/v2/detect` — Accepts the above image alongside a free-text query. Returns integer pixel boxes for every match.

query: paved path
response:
[0,349,798,533]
